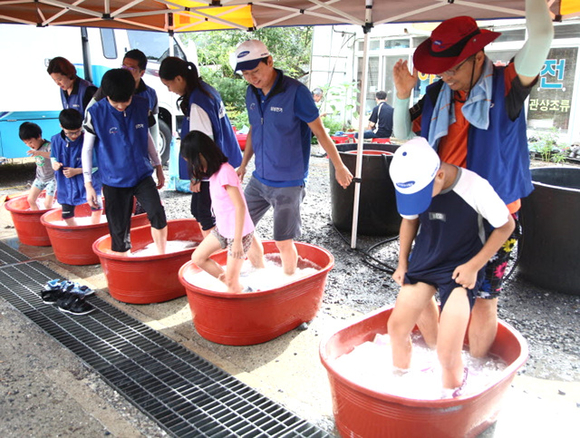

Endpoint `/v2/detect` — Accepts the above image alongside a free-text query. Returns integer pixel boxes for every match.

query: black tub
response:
[519,166,580,295]
[329,143,400,236]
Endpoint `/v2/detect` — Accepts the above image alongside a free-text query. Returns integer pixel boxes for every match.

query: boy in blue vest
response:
[18,122,55,211]
[51,109,102,226]
[388,137,515,395]
[233,40,353,275]
[82,68,167,255]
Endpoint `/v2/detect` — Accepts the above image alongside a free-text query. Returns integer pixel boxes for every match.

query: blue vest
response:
[87,96,152,187]
[51,132,86,206]
[420,67,533,205]
[179,82,242,179]
[246,70,311,185]
[136,80,158,114]
[60,78,93,115]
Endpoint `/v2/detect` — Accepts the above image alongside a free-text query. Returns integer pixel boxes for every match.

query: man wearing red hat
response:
[392,0,553,358]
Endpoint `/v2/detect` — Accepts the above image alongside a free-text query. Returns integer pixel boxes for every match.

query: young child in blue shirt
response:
[82,68,167,255]
[387,137,515,396]
[18,122,55,211]
[51,109,102,226]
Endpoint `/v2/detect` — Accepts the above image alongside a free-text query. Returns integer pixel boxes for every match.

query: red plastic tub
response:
[320,306,528,438]
[179,241,334,345]
[4,194,53,246]
[41,204,149,265]
[92,218,203,303]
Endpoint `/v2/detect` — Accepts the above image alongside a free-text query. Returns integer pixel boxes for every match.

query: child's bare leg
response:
[64,217,77,227]
[43,194,54,210]
[388,283,436,370]
[90,209,103,225]
[225,256,245,293]
[191,234,225,279]
[438,287,470,389]
[27,187,42,211]
[417,297,440,348]
[151,225,167,254]
[247,235,265,269]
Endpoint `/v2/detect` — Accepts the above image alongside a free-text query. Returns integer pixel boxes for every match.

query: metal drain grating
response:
[0,261,333,438]
[0,240,29,266]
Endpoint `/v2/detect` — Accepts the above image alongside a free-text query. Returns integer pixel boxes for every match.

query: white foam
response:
[331,332,507,400]
[182,254,320,292]
[49,216,108,226]
[130,240,199,257]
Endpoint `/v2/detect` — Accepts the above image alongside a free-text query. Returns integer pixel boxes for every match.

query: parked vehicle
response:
[0,24,197,164]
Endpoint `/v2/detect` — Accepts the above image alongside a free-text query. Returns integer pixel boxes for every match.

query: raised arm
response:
[514,0,554,86]
[392,59,419,140]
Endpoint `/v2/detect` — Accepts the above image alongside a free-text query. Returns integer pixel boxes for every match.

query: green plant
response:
[528,128,568,163]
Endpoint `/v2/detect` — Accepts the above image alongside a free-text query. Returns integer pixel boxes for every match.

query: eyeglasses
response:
[441,56,474,77]
[122,65,139,73]
[64,128,83,137]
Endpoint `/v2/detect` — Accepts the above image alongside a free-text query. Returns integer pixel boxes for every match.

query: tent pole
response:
[350,1,373,249]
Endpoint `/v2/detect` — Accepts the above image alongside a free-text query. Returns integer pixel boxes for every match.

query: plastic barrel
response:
[519,166,580,295]
[329,143,400,236]
[4,195,52,246]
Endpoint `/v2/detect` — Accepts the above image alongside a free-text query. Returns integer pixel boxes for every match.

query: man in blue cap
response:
[233,39,352,275]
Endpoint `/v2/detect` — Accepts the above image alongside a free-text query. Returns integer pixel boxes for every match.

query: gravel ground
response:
[159,153,580,383]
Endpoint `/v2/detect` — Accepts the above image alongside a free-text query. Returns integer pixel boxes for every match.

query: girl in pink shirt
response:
[181,131,264,293]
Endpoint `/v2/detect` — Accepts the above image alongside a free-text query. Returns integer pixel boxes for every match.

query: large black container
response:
[519,166,580,295]
[329,143,400,236]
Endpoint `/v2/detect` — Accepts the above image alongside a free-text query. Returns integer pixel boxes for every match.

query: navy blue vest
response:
[60,78,93,115]
[87,96,152,187]
[420,67,533,205]
[51,132,101,205]
[179,82,242,179]
[246,70,311,184]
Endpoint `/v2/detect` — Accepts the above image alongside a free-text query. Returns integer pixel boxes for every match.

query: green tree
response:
[180,27,313,127]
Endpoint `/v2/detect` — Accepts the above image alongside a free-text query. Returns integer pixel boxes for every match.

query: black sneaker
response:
[56,293,95,316]
[41,288,64,305]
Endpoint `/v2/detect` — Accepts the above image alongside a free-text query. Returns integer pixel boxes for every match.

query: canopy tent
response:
[0,1,578,31]
[1,0,577,247]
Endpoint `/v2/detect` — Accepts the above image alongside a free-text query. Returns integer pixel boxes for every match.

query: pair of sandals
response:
[41,279,95,316]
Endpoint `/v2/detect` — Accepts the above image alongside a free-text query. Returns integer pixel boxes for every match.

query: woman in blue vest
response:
[47,56,97,116]
[159,57,242,236]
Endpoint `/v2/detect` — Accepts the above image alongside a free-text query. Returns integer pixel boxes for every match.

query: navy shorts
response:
[61,199,102,219]
[244,177,305,241]
[404,268,483,310]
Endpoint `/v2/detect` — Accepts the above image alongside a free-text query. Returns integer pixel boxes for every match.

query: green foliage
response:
[181,27,313,79]
[528,128,569,163]
[322,117,345,136]
[180,27,313,124]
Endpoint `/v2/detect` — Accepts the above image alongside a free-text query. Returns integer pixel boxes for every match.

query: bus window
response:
[127,30,185,62]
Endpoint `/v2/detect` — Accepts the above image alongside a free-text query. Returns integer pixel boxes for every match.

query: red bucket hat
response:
[413,16,501,74]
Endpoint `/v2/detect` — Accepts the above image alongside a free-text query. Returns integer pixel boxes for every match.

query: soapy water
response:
[50,216,108,226]
[27,199,59,211]
[130,240,199,257]
[183,253,321,293]
[332,332,507,400]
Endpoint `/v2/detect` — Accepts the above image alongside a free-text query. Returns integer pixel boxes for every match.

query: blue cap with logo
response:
[389,137,441,216]
[233,40,271,72]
